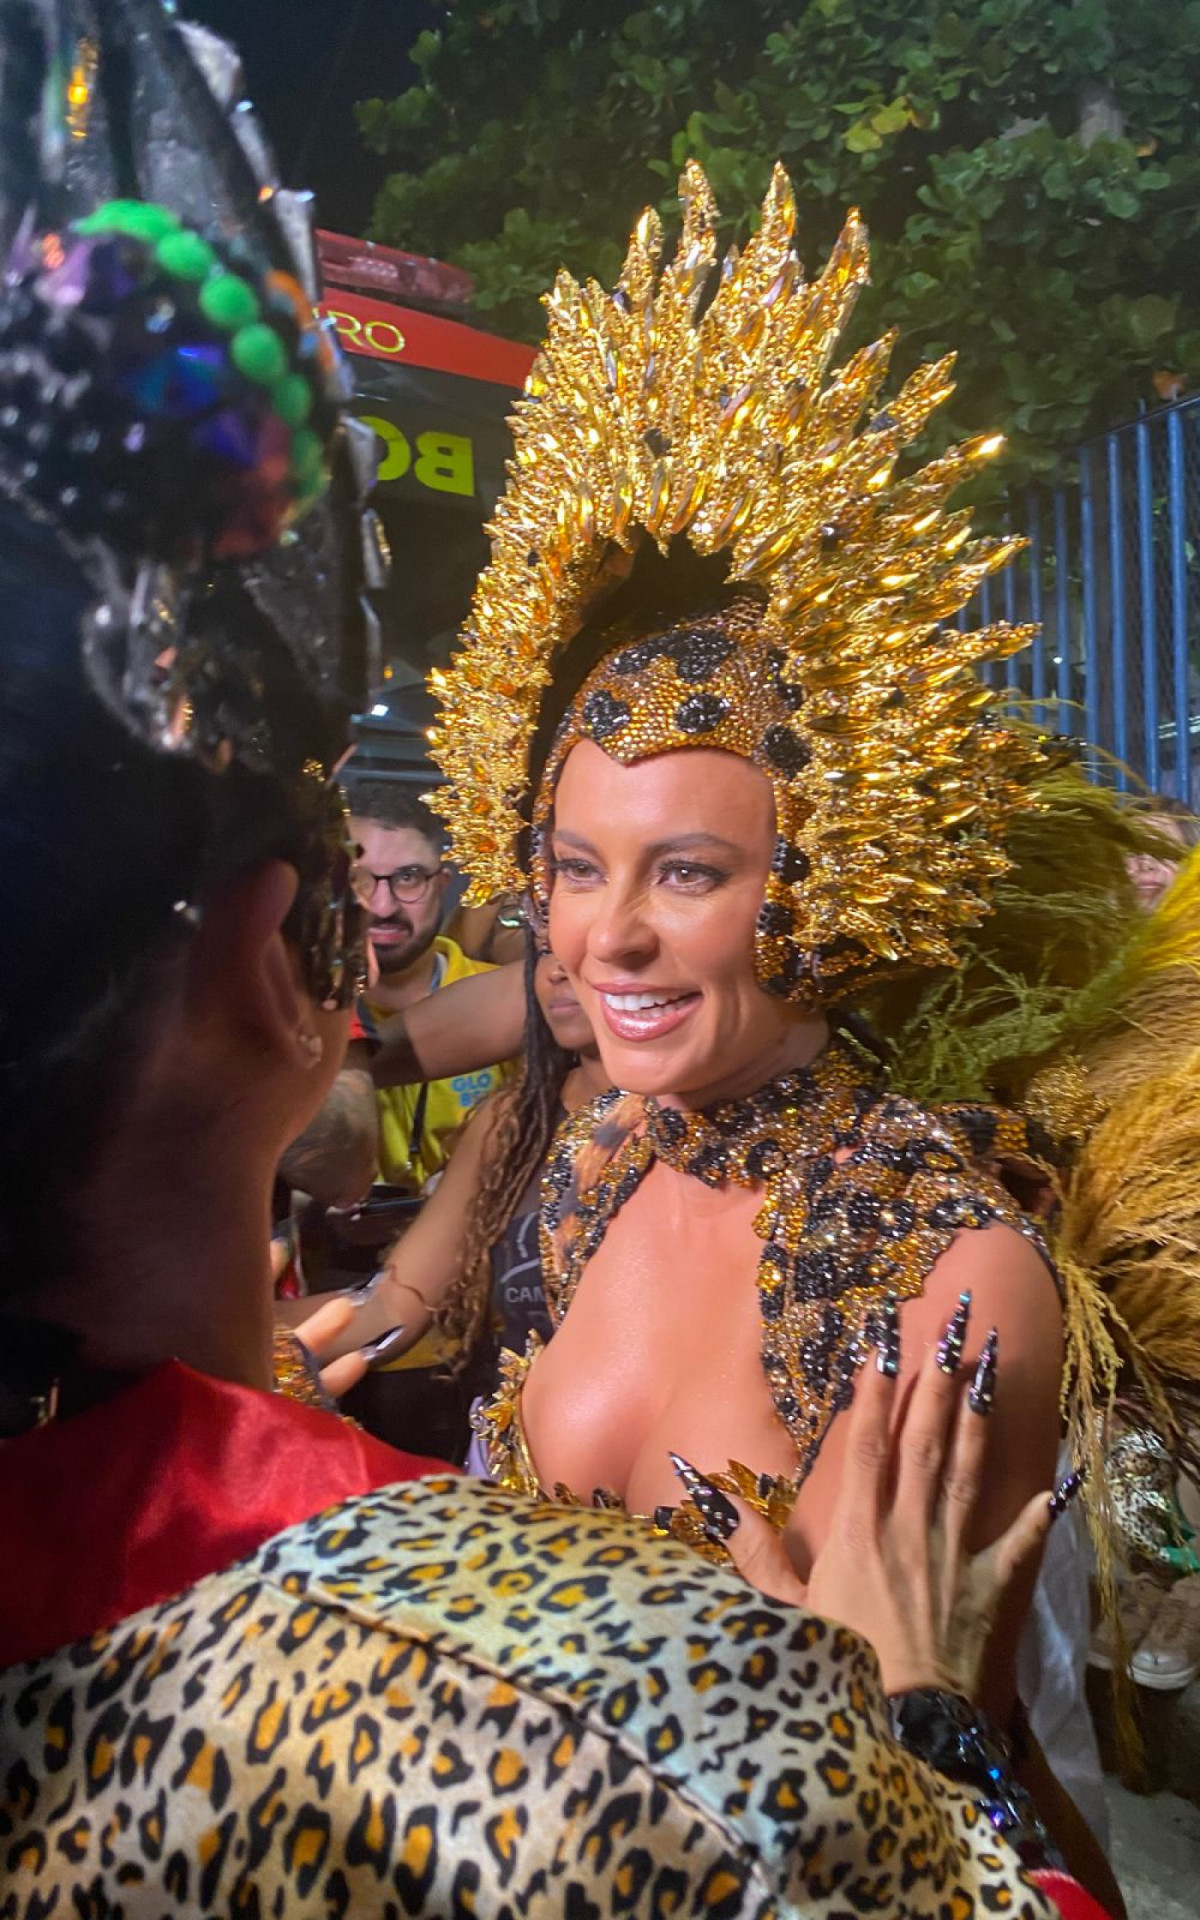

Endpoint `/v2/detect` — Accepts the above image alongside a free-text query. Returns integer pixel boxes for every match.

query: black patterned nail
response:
[936,1291,972,1375]
[1048,1465,1087,1518]
[669,1452,740,1544]
[968,1328,999,1414]
[875,1294,900,1378]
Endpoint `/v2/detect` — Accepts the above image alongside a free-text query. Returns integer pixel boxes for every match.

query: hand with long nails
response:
[287,1295,378,1400]
[684,1296,1077,1704]
[803,1306,1072,1701]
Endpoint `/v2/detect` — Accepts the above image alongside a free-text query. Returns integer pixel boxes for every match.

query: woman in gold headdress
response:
[2,11,1125,1912]
[431,163,1200,1906]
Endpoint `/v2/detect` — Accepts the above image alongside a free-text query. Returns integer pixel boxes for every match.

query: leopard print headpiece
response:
[530,595,836,1002]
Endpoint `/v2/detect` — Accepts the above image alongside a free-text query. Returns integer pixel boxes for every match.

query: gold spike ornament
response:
[431,162,1050,1003]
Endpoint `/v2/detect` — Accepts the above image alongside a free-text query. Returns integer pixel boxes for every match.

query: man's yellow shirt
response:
[360,934,511,1192]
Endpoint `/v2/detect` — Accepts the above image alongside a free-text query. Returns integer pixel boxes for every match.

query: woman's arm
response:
[875,1227,1123,1912]
[275,1094,503,1360]
[370,962,526,1087]
[444,898,527,968]
[898,1224,1064,1720]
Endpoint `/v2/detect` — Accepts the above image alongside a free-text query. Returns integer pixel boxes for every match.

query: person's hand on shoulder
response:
[676,1302,1070,1703]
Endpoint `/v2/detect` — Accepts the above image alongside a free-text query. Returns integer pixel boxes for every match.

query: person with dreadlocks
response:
[1,11,1125,1917]
[290,927,607,1419]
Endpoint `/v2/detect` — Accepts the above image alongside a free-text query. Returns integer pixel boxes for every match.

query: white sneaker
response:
[1087,1571,1167,1671]
[1129,1573,1200,1691]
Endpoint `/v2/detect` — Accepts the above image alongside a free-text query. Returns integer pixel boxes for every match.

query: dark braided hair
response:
[433,930,574,1369]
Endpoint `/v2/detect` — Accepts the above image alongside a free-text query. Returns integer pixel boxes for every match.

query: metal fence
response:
[961,393,1200,804]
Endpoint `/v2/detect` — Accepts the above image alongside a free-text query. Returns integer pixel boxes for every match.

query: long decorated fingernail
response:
[359,1325,406,1367]
[875,1294,900,1378]
[669,1452,740,1544]
[936,1291,972,1375]
[350,1270,386,1306]
[1048,1465,1087,1518]
[968,1328,999,1414]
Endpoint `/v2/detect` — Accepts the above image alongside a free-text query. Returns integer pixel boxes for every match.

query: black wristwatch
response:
[887,1688,1064,1872]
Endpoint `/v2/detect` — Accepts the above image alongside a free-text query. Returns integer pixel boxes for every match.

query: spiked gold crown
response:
[430,162,1047,1000]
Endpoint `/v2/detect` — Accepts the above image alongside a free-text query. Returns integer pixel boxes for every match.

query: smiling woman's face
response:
[547,740,820,1103]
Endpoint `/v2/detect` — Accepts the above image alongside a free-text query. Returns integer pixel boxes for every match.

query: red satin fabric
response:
[1030,1871,1115,1920]
[0,1360,448,1667]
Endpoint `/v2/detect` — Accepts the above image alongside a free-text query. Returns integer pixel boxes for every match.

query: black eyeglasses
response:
[351,864,443,905]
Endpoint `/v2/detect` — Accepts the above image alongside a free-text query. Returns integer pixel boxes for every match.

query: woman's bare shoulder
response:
[926,1219,1061,1331]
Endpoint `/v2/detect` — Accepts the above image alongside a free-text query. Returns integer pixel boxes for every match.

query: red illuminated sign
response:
[318,288,535,389]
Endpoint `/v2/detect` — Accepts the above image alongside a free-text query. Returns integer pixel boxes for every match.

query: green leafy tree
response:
[359,0,1200,484]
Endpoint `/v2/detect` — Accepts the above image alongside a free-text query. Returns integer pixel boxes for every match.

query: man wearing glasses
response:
[276,781,515,1452]
[345,781,514,1194]
[279,783,512,1210]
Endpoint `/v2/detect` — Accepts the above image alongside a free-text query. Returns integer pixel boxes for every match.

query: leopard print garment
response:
[0,1477,1053,1918]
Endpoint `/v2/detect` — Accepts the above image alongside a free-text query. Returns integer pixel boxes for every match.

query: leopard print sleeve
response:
[0,1478,1058,1920]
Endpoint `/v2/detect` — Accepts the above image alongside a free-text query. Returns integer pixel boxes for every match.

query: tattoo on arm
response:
[279,1068,378,1207]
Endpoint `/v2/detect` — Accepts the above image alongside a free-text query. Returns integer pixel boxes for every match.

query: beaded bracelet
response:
[887,1687,1065,1873]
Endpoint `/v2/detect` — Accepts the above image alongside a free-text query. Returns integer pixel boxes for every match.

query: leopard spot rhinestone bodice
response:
[475,1039,1054,1537]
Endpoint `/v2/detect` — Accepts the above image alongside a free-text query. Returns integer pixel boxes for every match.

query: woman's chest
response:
[556,1160,763,1329]
[523,1165,797,1507]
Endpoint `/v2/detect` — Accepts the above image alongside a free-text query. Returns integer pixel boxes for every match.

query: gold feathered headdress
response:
[431,161,1053,1002]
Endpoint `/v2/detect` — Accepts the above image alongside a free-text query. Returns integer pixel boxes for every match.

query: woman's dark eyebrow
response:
[552,828,741,859]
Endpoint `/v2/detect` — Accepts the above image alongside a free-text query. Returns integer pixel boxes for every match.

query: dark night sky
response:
[187,0,424,236]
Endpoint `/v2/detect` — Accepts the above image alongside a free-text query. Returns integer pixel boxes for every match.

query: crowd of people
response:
[3,6,1200,1918]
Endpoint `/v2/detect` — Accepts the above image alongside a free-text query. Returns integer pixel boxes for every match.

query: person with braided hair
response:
[421,934,601,1369]
[281,928,607,1413]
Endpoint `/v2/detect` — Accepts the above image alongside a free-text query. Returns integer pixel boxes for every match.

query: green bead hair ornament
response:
[0,198,341,560]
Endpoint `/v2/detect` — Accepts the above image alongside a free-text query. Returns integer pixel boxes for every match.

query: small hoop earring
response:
[296,1027,324,1069]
